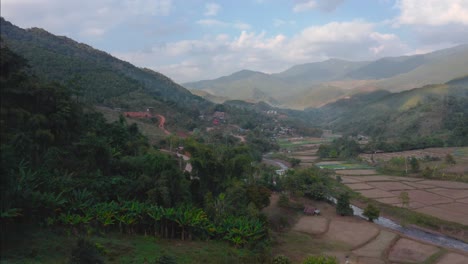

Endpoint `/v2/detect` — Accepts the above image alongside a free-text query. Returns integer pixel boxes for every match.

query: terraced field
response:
[266,194,468,263]
[333,167,468,226]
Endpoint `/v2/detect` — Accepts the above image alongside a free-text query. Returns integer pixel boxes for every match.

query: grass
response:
[96,106,167,144]
[271,231,347,262]
[315,163,373,170]
[278,138,331,149]
[453,147,468,157]
[1,229,260,264]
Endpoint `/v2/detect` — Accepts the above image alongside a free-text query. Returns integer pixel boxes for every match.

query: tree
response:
[363,204,380,222]
[398,191,410,207]
[336,193,353,216]
[410,157,420,172]
[445,154,456,164]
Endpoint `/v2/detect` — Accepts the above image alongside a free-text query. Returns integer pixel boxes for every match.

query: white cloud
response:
[1,0,173,38]
[293,0,317,13]
[115,20,409,82]
[204,3,221,16]
[196,19,251,30]
[396,0,468,26]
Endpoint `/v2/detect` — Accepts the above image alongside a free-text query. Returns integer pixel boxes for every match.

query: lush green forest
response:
[0,46,271,259]
[306,79,468,148]
[0,45,338,263]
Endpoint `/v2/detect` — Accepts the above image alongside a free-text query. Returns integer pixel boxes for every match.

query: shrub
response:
[410,157,420,172]
[273,255,292,264]
[278,193,290,208]
[154,254,177,264]
[363,204,380,222]
[445,154,456,164]
[336,193,353,216]
[302,255,338,264]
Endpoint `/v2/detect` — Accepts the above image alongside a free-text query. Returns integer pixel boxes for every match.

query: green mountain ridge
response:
[0,18,201,105]
[307,77,468,143]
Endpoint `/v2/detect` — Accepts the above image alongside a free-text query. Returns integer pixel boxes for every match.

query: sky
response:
[2,0,468,83]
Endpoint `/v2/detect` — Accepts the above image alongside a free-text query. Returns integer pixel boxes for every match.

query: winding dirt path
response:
[155,114,170,135]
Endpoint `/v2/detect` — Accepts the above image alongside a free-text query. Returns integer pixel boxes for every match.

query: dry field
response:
[268,194,468,264]
[339,170,468,225]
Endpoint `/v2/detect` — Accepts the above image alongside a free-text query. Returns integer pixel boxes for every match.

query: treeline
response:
[0,46,270,248]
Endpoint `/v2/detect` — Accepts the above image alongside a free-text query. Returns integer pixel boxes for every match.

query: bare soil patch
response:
[348,175,401,182]
[436,252,468,264]
[352,230,397,258]
[336,169,378,175]
[340,176,361,184]
[358,189,396,199]
[293,216,328,235]
[391,190,452,205]
[419,180,468,189]
[428,188,468,199]
[325,218,379,248]
[433,202,468,215]
[357,257,386,264]
[457,197,468,204]
[346,183,375,190]
[442,164,468,174]
[388,238,439,263]
[416,206,468,225]
[367,181,414,191]
[403,181,438,189]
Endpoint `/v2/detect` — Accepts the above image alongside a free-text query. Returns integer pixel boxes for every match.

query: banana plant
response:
[147,205,163,236]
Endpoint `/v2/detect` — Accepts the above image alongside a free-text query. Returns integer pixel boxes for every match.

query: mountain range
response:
[184,45,468,109]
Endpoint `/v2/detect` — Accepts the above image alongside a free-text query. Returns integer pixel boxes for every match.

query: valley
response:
[1,13,468,264]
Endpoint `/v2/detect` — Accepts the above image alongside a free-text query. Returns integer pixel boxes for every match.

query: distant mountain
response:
[307,76,468,141]
[184,69,289,105]
[185,45,468,109]
[273,59,367,84]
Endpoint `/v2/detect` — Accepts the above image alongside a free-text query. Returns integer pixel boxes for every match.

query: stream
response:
[329,197,468,252]
[266,157,468,252]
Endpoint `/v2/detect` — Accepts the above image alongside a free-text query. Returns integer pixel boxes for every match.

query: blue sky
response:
[2,0,468,82]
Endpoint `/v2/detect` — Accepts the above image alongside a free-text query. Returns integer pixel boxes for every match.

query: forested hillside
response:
[307,78,468,146]
[0,18,199,105]
[1,46,280,261]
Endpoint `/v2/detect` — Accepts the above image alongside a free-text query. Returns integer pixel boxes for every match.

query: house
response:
[213,111,225,120]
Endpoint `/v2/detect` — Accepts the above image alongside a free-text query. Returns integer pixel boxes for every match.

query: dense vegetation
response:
[0,46,273,261]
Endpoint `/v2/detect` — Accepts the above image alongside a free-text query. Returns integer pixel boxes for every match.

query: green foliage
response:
[336,193,353,216]
[363,204,380,222]
[283,168,334,200]
[302,255,338,264]
[445,154,456,164]
[318,137,361,159]
[154,255,177,264]
[0,46,270,251]
[410,157,420,172]
[399,191,410,207]
[277,193,290,208]
[273,255,292,264]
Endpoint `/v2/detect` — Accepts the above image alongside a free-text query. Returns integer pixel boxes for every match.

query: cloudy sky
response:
[2,0,468,82]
